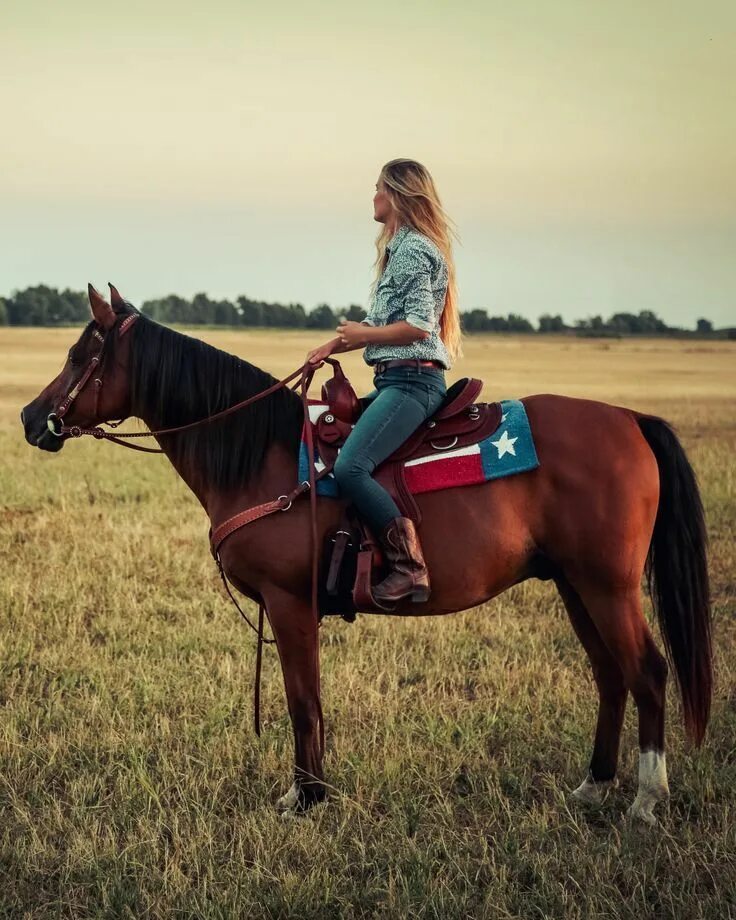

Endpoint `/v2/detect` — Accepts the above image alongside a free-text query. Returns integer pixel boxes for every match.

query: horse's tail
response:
[637,414,713,747]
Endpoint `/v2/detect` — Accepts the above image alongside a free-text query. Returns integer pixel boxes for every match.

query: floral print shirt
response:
[361,224,451,370]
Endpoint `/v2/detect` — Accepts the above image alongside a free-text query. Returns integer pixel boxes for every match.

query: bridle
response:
[45,310,332,747]
[46,313,140,444]
[47,312,312,453]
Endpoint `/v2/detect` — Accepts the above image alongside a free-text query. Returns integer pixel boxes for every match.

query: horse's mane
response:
[113,312,304,490]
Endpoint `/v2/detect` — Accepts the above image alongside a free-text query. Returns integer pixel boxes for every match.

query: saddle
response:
[314,359,501,618]
[317,359,501,522]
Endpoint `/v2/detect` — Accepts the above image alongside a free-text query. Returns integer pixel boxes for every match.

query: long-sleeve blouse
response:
[361,224,451,370]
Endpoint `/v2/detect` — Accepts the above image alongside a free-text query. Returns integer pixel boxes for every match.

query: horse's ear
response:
[108,282,126,311]
[88,283,116,330]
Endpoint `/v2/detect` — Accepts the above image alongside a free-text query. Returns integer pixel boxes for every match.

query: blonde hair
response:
[370,158,463,362]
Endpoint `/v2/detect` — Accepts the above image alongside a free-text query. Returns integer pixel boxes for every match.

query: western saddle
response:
[313,360,501,618]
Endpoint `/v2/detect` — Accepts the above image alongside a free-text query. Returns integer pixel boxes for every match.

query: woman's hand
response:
[336,320,369,349]
[306,340,338,367]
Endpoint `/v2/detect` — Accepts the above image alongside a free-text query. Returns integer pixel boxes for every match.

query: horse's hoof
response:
[279,809,307,821]
[626,806,659,826]
[570,773,617,806]
[276,781,300,813]
[626,800,661,827]
[275,781,327,815]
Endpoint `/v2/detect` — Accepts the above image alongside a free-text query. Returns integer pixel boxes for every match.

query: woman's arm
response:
[305,333,363,366]
[306,319,428,365]
[337,320,429,348]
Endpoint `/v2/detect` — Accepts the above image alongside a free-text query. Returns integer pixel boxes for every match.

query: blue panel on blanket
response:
[298,398,539,498]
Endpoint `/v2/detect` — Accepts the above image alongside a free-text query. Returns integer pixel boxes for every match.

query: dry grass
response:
[1,327,735,918]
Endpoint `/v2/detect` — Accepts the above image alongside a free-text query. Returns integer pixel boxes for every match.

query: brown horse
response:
[21,286,712,824]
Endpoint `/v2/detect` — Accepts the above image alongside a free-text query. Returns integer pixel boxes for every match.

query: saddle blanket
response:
[298,399,539,498]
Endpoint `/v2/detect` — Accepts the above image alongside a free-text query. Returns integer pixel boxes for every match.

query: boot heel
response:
[410,586,430,603]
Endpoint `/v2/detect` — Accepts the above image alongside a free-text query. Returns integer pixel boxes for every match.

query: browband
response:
[119,313,139,337]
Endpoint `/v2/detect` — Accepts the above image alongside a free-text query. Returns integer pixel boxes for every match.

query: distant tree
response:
[190,292,216,324]
[141,294,192,324]
[287,303,308,327]
[0,298,7,325]
[5,285,88,326]
[7,286,48,325]
[461,309,491,332]
[212,298,239,325]
[696,318,713,333]
[608,312,640,334]
[637,310,668,334]
[606,310,668,335]
[341,304,367,323]
[538,313,565,333]
[575,315,606,333]
[506,313,534,333]
[306,303,337,329]
[237,297,264,326]
[259,302,298,327]
[52,288,88,324]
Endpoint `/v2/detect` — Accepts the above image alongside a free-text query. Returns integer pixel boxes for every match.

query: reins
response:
[48,315,309,448]
[52,312,329,747]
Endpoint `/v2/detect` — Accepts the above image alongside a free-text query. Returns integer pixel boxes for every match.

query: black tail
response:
[638,415,713,746]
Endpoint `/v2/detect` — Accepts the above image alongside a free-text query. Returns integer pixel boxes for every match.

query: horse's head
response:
[21,283,139,451]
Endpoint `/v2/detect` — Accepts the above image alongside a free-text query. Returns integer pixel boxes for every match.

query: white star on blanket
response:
[491,429,518,459]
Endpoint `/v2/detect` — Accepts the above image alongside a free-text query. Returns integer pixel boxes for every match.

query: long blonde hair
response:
[370,158,463,362]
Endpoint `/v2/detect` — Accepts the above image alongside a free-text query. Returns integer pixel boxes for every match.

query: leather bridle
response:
[46,314,140,443]
[46,312,312,453]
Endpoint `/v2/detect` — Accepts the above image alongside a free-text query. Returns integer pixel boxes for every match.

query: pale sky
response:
[2,0,735,326]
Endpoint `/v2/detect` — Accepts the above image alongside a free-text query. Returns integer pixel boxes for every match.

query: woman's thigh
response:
[337,384,431,473]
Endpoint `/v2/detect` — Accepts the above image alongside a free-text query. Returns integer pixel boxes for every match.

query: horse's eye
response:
[68,349,80,367]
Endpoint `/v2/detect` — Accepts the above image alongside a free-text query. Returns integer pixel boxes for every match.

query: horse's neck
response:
[205,441,299,526]
[131,336,280,514]
[141,416,296,524]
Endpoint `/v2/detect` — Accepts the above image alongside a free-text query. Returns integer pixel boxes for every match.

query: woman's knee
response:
[333,451,372,489]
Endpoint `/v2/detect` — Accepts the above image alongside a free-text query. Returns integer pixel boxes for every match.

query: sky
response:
[1,0,735,327]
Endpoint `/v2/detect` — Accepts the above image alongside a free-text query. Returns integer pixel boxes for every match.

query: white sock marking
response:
[628,748,669,824]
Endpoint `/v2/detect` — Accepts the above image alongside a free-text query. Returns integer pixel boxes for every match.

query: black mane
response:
[113,313,304,490]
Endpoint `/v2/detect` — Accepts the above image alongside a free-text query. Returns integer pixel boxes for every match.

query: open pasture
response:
[1,327,735,918]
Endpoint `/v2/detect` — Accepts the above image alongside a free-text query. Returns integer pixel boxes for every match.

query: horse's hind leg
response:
[263,587,326,813]
[572,582,670,825]
[555,577,627,805]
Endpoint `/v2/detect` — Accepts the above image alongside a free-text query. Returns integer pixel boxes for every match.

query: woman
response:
[306,158,462,607]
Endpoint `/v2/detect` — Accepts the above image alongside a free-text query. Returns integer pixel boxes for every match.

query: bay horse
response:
[20,285,712,825]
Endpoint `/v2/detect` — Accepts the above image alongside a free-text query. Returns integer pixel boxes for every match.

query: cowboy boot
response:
[372,516,430,607]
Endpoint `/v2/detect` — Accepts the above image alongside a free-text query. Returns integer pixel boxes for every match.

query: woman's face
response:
[373,177,394,224]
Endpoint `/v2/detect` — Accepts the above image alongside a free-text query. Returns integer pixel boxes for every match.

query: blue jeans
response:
[332,365,447,533]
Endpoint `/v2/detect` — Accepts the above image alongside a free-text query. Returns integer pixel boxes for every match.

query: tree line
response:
[0,285,727,337]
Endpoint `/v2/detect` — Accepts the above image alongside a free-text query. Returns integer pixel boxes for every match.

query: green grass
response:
[1,330,735,918]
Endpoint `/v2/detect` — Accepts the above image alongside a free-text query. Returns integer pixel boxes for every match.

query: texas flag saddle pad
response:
[298,399,539,499]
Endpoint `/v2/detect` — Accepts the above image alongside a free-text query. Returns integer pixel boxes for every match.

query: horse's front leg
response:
[264,585,326,813]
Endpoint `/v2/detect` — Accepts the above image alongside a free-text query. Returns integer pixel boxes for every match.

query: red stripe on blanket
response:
[404,452,485,494]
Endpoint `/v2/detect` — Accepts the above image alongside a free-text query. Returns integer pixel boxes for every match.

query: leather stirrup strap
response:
[300,364,326,759]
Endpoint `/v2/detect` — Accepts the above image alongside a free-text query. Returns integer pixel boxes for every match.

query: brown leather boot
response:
[372,516,430,607]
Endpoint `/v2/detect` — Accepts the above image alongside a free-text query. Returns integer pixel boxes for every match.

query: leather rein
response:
[49,312,330,746]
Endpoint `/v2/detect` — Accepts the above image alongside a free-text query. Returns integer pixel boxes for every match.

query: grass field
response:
[2,327,735,918]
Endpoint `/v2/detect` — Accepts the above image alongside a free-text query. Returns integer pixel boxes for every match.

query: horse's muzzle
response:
[20,404,65,451]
